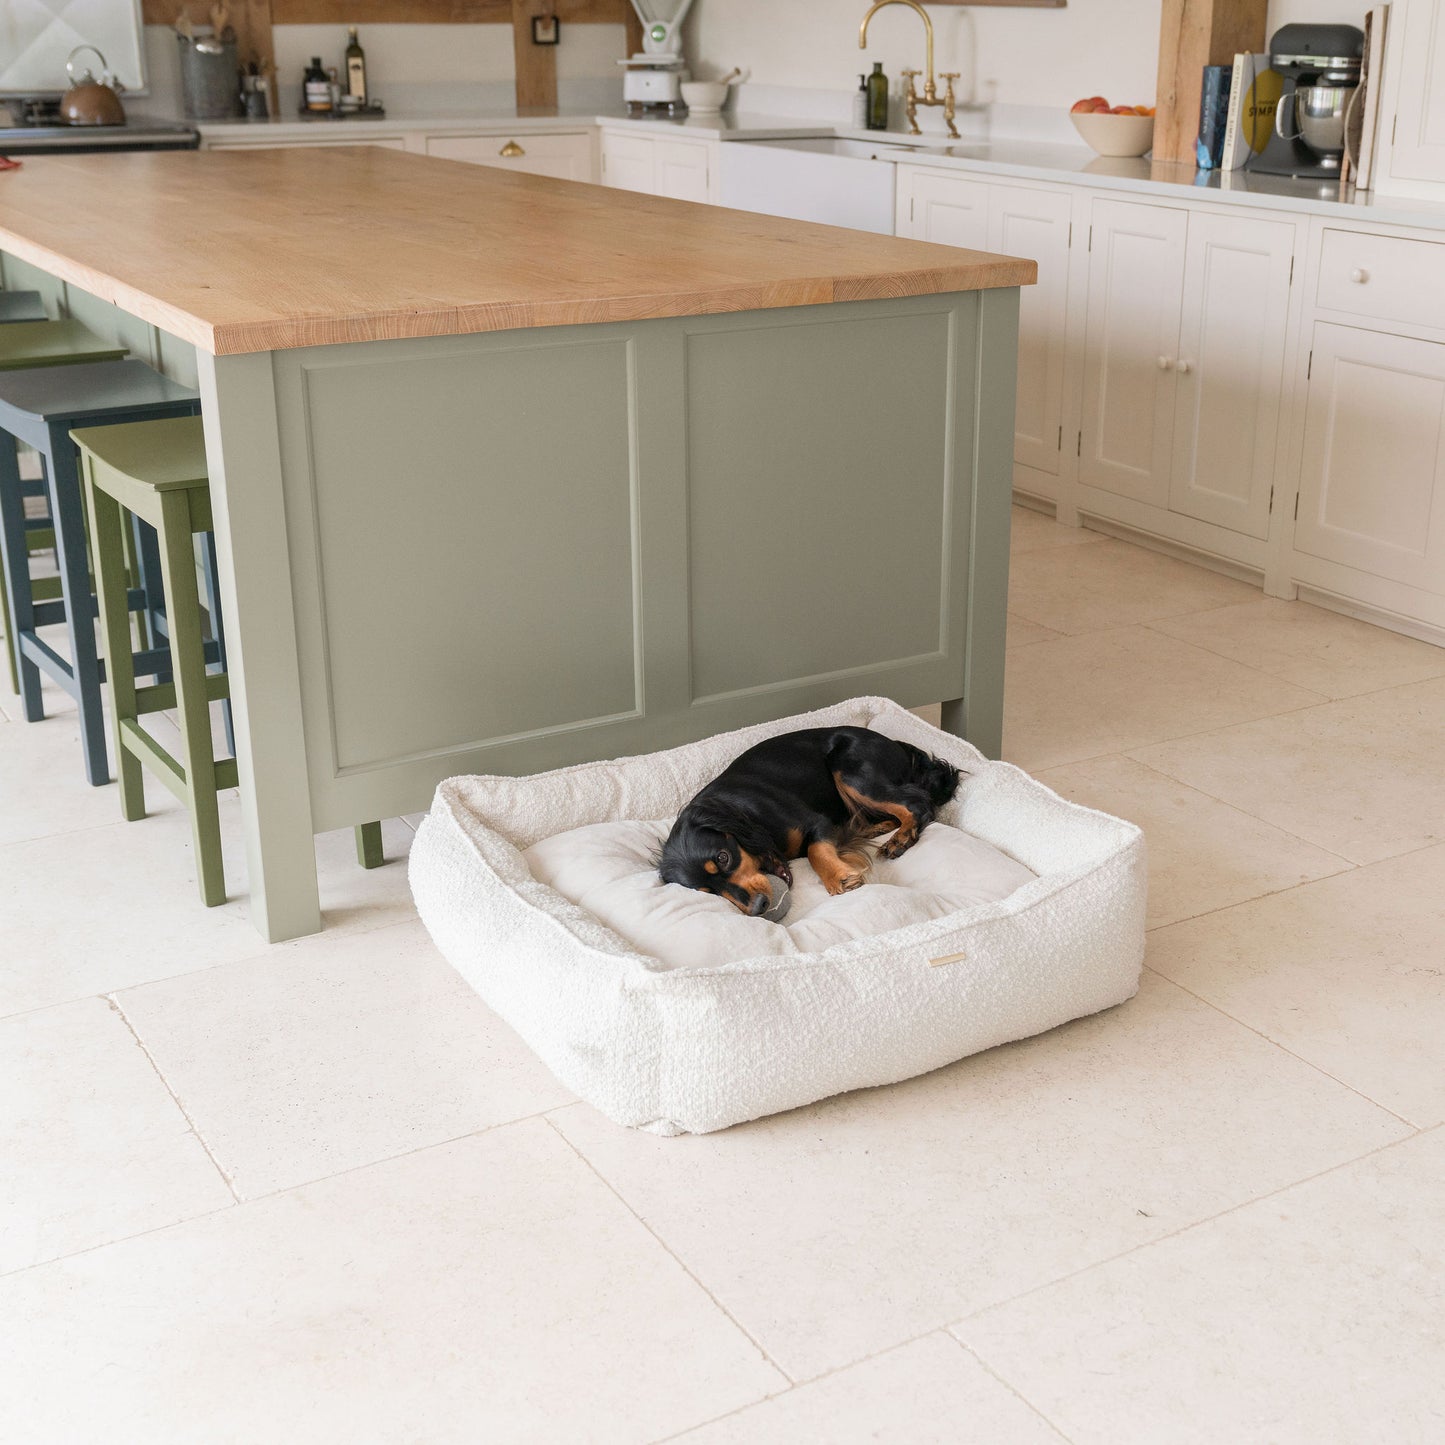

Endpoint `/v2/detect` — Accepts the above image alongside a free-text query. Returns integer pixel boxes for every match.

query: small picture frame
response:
[531,15,559,45]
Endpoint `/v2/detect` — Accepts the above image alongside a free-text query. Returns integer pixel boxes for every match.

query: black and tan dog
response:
[657,726,961,915]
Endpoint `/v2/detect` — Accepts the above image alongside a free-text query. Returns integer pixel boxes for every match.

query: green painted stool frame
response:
[77,417,383,908]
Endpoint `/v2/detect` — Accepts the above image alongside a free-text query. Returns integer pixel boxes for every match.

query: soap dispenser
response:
[852,73,868,128]
[865,61,888,130]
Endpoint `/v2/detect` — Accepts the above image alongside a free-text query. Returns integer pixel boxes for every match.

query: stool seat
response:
[0,360,198,451]
[0,291,49,324]
[69,414,208,494]
[0,318,128,371]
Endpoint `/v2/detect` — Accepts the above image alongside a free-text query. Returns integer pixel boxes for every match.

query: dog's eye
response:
[715,849,729,866]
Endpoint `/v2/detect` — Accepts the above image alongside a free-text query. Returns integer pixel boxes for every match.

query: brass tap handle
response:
[940,71,960,138]
[899,67,920,92]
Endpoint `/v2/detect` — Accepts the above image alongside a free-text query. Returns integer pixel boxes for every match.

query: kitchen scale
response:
[619,0,693,114]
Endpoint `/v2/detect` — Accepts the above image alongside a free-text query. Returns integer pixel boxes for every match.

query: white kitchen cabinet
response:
[1376,0,1445,198]
[1079,198,1188,508]
[897,166,1073,498]
[1080,198,1295,545]
[599,129,717,203]
[424,131,593,181]
[1167,210,1295,540]
[1293,321,1445,594]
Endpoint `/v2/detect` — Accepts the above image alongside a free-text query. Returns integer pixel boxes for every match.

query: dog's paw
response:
[825,869,867,896]
[877,833,916,860]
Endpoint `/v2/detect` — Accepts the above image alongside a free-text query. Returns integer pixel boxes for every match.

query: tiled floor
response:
[4,508,1444,1443]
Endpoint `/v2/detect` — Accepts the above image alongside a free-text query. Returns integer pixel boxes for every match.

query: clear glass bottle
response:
[865,61,888,131]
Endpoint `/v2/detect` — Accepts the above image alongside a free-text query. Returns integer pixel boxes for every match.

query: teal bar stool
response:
[74,415,384,907]
[0,291,49,324]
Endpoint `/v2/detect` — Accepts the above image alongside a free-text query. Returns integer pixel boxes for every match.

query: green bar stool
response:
[74,415,384,908]
[0,291,50,324]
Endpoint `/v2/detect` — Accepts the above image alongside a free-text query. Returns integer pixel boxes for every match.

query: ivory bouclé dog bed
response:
[410,697,1147,1134]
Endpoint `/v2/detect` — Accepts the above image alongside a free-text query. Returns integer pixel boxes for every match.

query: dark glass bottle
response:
[345,27,367,105]
[865,61,888,131]
[304,55,331,113]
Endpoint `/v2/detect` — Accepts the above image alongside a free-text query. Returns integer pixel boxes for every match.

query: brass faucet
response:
[858,0,960,139]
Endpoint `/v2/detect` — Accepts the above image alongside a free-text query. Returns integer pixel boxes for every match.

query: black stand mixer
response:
[1247,23,1364,179]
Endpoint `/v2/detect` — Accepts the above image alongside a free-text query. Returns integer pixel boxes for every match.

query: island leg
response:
[197,350,321,942]
[940,286,1019,761]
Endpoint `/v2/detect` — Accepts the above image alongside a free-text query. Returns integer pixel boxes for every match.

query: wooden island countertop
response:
[0,146,1036,355]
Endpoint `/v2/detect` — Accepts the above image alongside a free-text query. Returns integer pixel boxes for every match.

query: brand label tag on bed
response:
[929,950,967,967]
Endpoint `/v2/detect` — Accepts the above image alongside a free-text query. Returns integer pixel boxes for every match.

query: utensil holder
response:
[178,35,242,120]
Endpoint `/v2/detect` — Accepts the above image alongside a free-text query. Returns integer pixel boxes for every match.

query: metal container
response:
[1296,82,1351,156]
[178,35,242,120]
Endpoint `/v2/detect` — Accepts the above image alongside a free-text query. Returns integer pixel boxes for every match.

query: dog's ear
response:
[687,797,775,860]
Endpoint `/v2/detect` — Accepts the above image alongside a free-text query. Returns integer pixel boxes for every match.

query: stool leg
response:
[83,463,147,822]
[354,821,384,869]
[130,515,172,684]
[197,529,235,758]
[45,428,108,784]
[156,489,226,907]
[0,434,45,719]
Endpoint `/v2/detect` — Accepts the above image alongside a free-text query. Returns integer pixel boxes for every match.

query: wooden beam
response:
[1154,0,1267,163]
[270,0,508,21]
[511,0,558,113]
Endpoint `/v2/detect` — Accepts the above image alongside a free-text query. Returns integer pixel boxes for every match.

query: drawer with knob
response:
[424,131,593,182]
[1315,227,1445,332]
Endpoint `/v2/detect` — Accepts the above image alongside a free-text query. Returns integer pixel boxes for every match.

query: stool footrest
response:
[134,672,230,716]
[118,718,238,804]
[18,631,76,691]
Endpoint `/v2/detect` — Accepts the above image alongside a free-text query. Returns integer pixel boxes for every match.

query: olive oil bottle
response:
[865,61,888,130]
[345,27,367,106]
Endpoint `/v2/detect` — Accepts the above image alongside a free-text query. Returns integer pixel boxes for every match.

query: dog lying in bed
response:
[657,726,961,915]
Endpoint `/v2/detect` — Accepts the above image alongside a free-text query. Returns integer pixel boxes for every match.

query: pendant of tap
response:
[858,0,960,139]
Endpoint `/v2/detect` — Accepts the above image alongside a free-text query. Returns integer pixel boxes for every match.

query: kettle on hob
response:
[59,45,127,126]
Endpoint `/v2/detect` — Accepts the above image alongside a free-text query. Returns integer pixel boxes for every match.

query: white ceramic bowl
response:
[1070,110,1155,158]
[681,80,730,112]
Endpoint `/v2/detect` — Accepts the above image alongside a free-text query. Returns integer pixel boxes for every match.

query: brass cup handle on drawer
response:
[1350,267,1369,283]
[499,140,525,157]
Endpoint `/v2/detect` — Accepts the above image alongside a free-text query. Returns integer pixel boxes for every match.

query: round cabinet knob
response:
[1175,359,1192,374]
[1157,355,1173,371]
[1350,267,1369,283]
[499,139,525,157]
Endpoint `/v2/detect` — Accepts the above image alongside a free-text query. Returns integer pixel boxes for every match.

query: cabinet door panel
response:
[1080,198,1188,506]
[905,169,990,249]
[425,132,592,181]
[1387,0,1445,186]
[1296,323,1445,592]
[654,139,711,203]
[601,132,655,194]
[989,185,1071,477]
[1169,211,1294,539]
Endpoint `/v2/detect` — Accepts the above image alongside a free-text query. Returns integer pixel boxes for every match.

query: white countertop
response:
[193,109,1445,233]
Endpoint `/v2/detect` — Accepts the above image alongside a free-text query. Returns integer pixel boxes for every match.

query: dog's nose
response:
[746,891,769,916]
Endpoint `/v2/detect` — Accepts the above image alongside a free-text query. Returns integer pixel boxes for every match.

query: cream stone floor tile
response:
[953,1129,1445,1445]
[1006,613,1064,649]
[1036,755,1350,929]
[1002,627,1324,772]
[0,809,417,1018]
[1007,539,1256,635]
[0,711,183,848]
[1148,846,1445,1127]
[1131,674,1445,864]
[1149,597,1445,700]
[674,1332,1066,1444]
[550,972,1406,1382]
[1008,505,1106,555]
[116,919,574,1198]
[0,1121,785,1444]
[0,997,233,1276]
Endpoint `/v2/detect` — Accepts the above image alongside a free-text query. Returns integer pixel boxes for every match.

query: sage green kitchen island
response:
[0,146,1034,941]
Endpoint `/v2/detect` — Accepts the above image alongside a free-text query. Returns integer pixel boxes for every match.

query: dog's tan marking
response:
[703,860,718,874]
[782,827,805,858]
[833,775,920,858]
[808,840,868,896]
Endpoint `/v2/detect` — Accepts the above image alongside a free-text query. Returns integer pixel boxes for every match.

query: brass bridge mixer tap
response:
[858,0,960,139]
